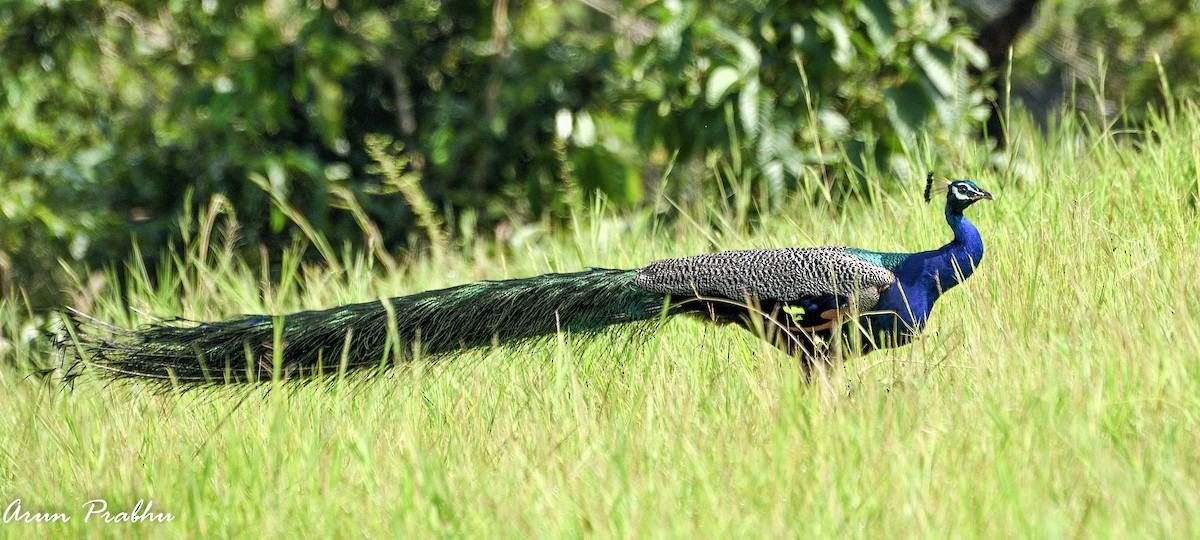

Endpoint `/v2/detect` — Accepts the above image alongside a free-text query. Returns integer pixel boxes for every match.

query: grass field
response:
[2,106,1200,538]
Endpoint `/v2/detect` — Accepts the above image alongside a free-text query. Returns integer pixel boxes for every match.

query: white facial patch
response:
[952,184,972,200]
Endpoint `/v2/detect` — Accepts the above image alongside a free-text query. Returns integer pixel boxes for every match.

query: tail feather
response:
[72,268,668,383]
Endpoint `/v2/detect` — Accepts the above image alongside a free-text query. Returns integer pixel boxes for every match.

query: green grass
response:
[3,105,1200,538]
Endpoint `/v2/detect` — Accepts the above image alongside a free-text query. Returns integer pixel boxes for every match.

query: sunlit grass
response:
[2,105,1200,538]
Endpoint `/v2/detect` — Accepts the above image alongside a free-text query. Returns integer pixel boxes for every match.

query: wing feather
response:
[634,248,895,313]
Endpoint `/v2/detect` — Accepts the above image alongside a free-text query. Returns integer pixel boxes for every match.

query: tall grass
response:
[2,104,1200,538]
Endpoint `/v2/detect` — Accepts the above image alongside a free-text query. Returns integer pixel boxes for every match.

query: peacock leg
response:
[761,318,834,380]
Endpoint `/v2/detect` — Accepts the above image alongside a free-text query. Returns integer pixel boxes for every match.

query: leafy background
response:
[0,0,1194,306]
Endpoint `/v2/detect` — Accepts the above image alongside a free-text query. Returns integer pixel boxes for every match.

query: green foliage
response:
[0,0,617,302]
[1012,0,1200,123]
[0,0,990,305]
[626,0,991,199]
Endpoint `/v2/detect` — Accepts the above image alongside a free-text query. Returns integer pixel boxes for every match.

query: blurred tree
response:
[624,0,991,201]
[0,0,991,306]
[961,0,1042,144]
[0,0,628,303]
[1004,0,1200,126]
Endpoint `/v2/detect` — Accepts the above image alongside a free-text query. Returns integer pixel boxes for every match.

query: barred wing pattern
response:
[634,248,896,330]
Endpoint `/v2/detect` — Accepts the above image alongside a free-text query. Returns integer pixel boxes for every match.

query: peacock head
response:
[923,172,994,215]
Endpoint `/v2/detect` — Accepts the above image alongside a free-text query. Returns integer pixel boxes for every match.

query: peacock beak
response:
[974,189,995,201]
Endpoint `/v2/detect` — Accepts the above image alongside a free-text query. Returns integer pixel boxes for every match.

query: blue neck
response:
[884,206,985,305]
[933,206,984,296]
[856,201,986,342]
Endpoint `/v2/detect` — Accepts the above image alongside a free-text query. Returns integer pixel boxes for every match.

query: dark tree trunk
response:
[972,0,1042,145]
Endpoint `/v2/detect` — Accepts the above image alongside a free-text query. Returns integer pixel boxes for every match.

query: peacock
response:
[65,173,993,384]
